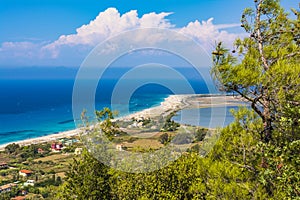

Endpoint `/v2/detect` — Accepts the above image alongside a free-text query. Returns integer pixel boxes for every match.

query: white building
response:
[23,180,35,187]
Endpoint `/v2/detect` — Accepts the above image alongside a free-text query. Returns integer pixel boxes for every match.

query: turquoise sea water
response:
[0,66,229,145]
[0,71,215,145]
[0,80,172,145]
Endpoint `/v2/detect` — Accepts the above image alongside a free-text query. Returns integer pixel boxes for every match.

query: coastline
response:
[117,94,246,121]
[0,94,246,151]
[0,129,80,151]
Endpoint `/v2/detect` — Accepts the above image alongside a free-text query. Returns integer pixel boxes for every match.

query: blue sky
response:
[0,0,249,42]
[0,0,297,67]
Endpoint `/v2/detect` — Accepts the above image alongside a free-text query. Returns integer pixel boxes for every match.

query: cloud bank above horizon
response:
[0,8,244,67]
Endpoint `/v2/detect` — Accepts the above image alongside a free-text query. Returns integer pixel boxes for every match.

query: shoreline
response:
[0,94,245,151]
[0,129,81,151]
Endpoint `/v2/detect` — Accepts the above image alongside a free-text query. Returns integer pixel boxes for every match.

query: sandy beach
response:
[118,94,246,121]
[0,94,245,151]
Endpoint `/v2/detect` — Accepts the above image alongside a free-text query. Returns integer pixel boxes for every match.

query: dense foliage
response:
[211,0,299,143]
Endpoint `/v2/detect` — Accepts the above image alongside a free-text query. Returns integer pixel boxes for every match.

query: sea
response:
[0,67,237,145]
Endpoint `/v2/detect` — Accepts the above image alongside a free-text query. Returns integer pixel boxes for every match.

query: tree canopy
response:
[211,0,299,143]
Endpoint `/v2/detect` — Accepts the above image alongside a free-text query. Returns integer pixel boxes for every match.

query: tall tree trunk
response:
[263,97,272,142]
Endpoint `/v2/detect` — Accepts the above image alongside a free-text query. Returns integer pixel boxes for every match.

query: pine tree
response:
[211,0,299,142]
[56,149,111,200]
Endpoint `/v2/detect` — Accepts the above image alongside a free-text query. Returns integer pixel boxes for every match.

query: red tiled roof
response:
[19,170,33,174]
[0,162,7,165]
[0,183,17,190]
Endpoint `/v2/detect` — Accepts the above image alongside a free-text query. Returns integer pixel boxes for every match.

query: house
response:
[37,148,45,154]
[19,170,33,177]
[0,162,8,169]
[51,142,63,152]
[23,180,35,187]
[0,183,17,193]
[74,148,83,155]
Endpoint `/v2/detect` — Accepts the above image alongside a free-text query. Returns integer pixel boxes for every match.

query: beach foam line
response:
[116,94,189,121]
[0,129,81,151]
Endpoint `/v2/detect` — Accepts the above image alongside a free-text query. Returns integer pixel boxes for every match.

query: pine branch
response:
[270,51,300,66]
[255,0,270,71]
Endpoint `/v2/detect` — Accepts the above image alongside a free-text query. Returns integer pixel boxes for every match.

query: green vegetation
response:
[95,107,126,139]
[0,139,82,199]
[159,133,170,144]
[194,128,207,142]
[55,108,299,199]
[161,111,180,132]
[211,0,299,143]
[4,143,21,155]
[55,150,111,200]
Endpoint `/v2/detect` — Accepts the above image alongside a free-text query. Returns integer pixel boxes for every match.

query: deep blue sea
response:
[0,67,225,145]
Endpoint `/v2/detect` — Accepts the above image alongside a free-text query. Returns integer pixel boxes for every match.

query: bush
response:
[5,143,20,154]
[172,133,193,145]
[195,128,207,142]
[127,137,137,143]
[159,133,169,144]
[0,171,7,176]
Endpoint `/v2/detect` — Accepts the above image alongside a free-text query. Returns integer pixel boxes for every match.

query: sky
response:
[0,0,297,67]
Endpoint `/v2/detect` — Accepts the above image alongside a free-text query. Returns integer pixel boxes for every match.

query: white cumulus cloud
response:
[179,18,242,50]
[43,8,242,58]
[1,7,244,65]
[43,8,174,56]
